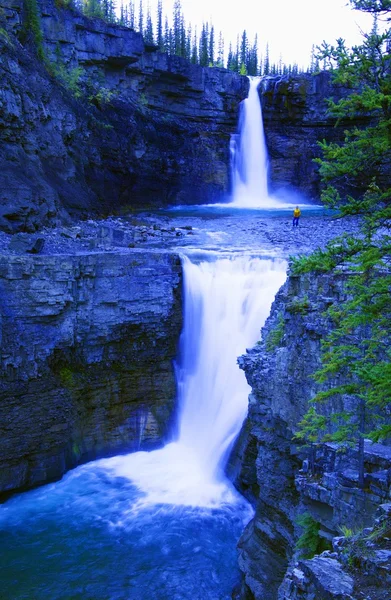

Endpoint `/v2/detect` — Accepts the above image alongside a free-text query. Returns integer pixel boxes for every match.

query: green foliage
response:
[265,313,285,352]
[0,27,11,43]
[287,295,311,315]
[294,407,327,446]
[22,0,45,60]
[88,87,117,108]
[295,513,332,559]
[293,0,391,483]
[59,367,76,388]
[51,63,84,98]
[55,0,74,8]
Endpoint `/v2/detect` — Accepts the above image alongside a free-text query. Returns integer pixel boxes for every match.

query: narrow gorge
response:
[0,1,390,599]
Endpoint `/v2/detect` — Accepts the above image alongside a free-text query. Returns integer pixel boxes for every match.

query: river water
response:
[0,255,287,600]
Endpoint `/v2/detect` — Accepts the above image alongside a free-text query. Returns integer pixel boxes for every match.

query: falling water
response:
[230,77,280,208]
[0,254,287,599]
[96,254,287,508]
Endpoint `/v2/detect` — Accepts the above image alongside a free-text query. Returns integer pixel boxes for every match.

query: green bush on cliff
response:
[292,0,391,488]
[295,513,331,559]
[51,62,84,98]
[265,313,285,352]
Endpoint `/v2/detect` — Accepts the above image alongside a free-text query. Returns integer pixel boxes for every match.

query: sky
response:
[147,0,374,67]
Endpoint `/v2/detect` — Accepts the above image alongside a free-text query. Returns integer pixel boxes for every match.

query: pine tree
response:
[138,0,143,32]
[216,31,224,67]
[263,42,270,75]
[164,16,170,53]
[191,26,198,63]
[209,24,215,66]
[144,4,154,44]
[173,0,182,56]
[293,0,391,487]
[83,0,103,18]
[128,0,135,28]
[185,24,191,61]
[247,35,258,75]
[156,0,164,50]
[240,29,248,69]
[199,23,209,66]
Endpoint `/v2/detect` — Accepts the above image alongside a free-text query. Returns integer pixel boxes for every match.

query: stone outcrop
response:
[260,73,370,201]
[0,0,248,232]
[0,247,182,498]
[229,270,391,599]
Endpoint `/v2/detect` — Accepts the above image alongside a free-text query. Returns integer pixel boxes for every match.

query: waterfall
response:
[98,254,287,508]
[230,77,280,208]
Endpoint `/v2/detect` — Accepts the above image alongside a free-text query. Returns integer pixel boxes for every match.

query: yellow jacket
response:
[293,208,301,218]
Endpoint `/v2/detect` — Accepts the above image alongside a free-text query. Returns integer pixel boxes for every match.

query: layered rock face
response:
[260,73,370,201]
[0,0,248,232]
[0,249,182,498]
[230,271,391,599]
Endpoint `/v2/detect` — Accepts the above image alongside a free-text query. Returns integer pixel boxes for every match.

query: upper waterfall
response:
[230,77,281,208]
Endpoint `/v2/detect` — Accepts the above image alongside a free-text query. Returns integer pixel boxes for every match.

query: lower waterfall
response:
[0,255,287,599]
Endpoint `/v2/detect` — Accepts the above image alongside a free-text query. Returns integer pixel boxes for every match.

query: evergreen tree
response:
[293,0,391,487]
[185,24,192,61]
[199,23,209,66]
[138,0,143,32]
[216,31,224,67]
[191,26,198,63]
[144,4,154,44]
[119,0,125,24]
[102,0,116,22]
[156,0,164,50]
[180,15,186,57]
[247,35,258,75]
[227,42,234,70]
[128,0,135,28]
[83,0,103,18]
[173,0,182,56]
[263,42,270,75]
[209,24,215,65]
[240,29,248,68]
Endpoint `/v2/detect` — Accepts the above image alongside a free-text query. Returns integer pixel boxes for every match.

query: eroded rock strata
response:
[260,73,371,201]
[231,270,391,600]
[0,249,182,498]
[0,0,248,232]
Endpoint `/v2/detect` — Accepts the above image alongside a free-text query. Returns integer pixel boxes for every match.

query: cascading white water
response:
[97,254,287,508]
[230,77,281,208]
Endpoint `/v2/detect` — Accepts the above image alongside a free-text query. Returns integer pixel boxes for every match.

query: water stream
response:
[0,255,287,599]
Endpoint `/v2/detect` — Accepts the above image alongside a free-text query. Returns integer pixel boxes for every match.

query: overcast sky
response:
[148,0,373,67]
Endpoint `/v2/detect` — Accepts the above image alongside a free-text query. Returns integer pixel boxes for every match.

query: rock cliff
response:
[0,247,182,498]
[260,72,371,201]
[230,270,391,600]
[0,0,248,232]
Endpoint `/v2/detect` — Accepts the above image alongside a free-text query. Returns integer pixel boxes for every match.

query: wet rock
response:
[8,234,45,253]
[280,556,354,599]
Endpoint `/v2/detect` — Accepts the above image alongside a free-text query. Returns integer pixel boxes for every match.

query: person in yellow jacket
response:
[292,205,301,227]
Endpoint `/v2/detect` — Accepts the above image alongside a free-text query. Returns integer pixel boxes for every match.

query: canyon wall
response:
[260,72,370,201]
[0,248,182,498]
[0,0,248,232]
[229,270,391,600]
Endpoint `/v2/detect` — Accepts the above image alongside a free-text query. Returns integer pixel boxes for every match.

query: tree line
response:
[57,0,310,75]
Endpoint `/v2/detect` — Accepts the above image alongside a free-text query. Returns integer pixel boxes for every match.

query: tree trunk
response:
[358,398,365,489]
